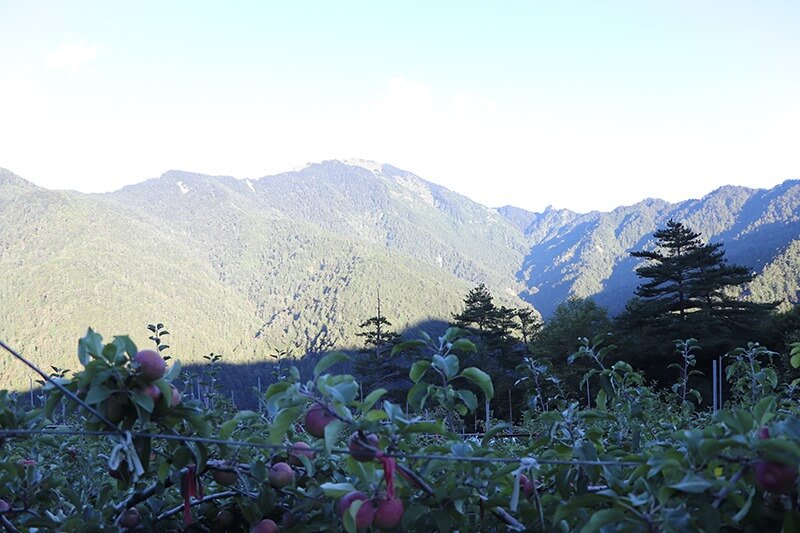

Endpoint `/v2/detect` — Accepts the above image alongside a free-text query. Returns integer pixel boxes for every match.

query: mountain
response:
[508,181,800,316]
[1,161,798,391]
[0,161,529,389]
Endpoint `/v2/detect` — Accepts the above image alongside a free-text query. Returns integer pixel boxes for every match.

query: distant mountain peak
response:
[342,158,385,173]
[0,168,35,189]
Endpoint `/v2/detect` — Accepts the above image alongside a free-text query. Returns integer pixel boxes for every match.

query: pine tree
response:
[453,284,496,332]
[353,289,404,398]
[620,220,775,377]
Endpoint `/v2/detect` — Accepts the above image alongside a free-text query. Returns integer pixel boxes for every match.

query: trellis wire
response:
[0,428,640,468]
[0,338,640,468]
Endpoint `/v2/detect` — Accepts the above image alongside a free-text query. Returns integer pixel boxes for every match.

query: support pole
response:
[712,360,718,413]
[485,398,490,433]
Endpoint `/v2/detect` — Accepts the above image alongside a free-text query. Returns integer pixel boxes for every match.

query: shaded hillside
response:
[0,162,531,390]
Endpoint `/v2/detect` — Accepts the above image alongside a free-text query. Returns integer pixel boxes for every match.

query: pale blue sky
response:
[1,1,798,212]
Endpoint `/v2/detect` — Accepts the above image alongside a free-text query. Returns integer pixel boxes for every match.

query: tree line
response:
[353,219,800,421]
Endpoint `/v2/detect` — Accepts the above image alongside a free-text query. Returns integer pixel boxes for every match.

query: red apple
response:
[282,511,298,528]
[304,404,336,438]
[519,474,533,499]
[170,385,181,408]
[289,441,315,466]
[373,498,404,529]
[348,432,380,462]
[338,492,375,530]
[758,426,771,440]
[269,462,294,488]
[755,460,798,493]
[216,509,235,528]
[135,349,167,382]
[119,507,141,528]
[251,518,280,533]
[139,383,162,402]
[337,491,368,517]
[212,463,238,485]
[105,393,131,423]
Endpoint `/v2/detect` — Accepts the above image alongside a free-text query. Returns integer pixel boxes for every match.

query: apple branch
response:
[156,490,256,521]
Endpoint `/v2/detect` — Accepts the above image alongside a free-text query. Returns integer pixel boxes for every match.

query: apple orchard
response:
[2,326,800,532]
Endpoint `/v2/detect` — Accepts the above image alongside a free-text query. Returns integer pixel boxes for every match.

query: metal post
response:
[586,379,591,407]
[712,360,718,413]
[30,377,34,407]
[508,390,512,425]
[485,398,490,433]
[718,356,724,409]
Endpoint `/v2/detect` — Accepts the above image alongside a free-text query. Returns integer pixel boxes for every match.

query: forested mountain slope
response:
[505,181,800,315]
[1,161,798,390]
[0,162,528,389]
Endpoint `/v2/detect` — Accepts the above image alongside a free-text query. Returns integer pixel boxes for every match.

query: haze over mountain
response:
[1,160,798,390]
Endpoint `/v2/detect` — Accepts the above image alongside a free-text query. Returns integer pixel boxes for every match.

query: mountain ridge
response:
[1,161,798,390]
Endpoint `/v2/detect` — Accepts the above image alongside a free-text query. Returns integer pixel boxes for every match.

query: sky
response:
[1,1,798,213]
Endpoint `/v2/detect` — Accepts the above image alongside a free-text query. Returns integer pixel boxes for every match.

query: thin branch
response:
[0,515,19,533]
[156,490,255,521]
[0,339,124,435]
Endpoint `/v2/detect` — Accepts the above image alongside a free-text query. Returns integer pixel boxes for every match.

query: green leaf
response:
[318,377,359,405]
[250,460,267,482]
[43,391,62,419]
[753,396,776,426]
[407,382,430,412]
[392,340,427,356]
[344,500,362,533]
[314,351,350,378]
[324,419,344,454]
[320,482,357,498]
[401,420,449,437]
[164,360,181,382]
[450,338,476,353]
[460,367,494,400]
[219,419,238,440]
[132,391,155,414]
[186,414,211,437]
[443,327,469,342]
[457,389,478,412]
[365,409,387,422]
[84,385,112,405]
[442,354,459,379]
[77,328,104,367]
[409,361,431,384]
[233,410,259,422]
[580,509,627,533]
[361,388,387,413]
[269,406,302,444]
[669,475,713,493]
[481,423,511,447]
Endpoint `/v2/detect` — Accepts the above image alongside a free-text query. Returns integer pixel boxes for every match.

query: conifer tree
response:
[619,220,774,376]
